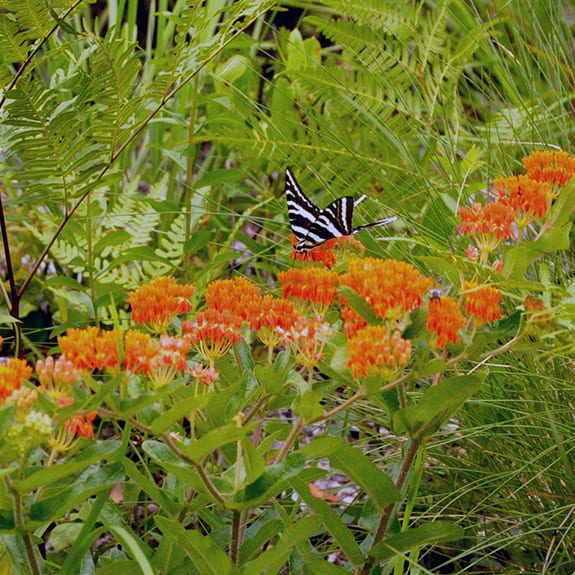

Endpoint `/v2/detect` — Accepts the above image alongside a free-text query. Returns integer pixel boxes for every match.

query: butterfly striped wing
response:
[305,196,355,244]
[285,168,321,242]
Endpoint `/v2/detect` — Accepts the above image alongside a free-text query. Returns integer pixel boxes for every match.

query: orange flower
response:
[279,268,339,309]
[426,296,465,349]
[282,315,332,370]
[189,364,219,387]
[522,150,575,186]
[340,258,433,322]
[58,327,121,372]
[260,295,298,332]
[129,276,195,331]
[290,235,337,269]
[64,412,97,440]
[347,325,411,380]
[340,304,367,338]
[493,175,550,225]
[146,336,189,389]
[464,282,502,323]
[0,358,33,401]
[124,330,158,375]
[458,201,516,240]
[204,277,262,329]
[183,309,242,363]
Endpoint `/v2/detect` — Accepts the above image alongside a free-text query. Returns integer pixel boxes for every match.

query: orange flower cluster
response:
[464,282,502,324]
[279,268,339,308]
[189,364,219,387]
[427,296,466,349]
[347,326,412,380]
[493,175,550,227]
[58,327,119,372]
[291,235,337,269]
[458,202,516,255]
[341,304,367,338]
[282,315,332,370]
[459,150,575,262]
[340,258,433,321]
[124,330,158,375]
[0,358,33,401]
[183,309,242,362]
[522,150,575,186]
[64,412,97,440]
[204,277,262,329]
[129,276,194,331]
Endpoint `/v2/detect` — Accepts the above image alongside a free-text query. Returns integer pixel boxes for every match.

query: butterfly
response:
[285,167,396,252]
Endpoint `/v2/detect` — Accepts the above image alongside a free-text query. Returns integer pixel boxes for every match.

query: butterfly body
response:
[285,168,396,252]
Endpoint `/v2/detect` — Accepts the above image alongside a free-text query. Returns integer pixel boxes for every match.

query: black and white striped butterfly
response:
[285,167,396,252]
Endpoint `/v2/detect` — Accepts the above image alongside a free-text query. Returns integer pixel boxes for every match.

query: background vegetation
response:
[0,0,574,572]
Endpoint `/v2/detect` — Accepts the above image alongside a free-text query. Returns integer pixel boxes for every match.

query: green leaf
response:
[293,390,323,422]
[30,463,124,523]
[254,363,287,395]
[180,423,253,464]
[150,393,212,434]
[122,458,179,516]
[337,286,379,324]
[107,526,154,575]
[371,521,464,560]
[93,230,132,254]
[291,477,364,566]
[302,437,400,511]
[155,516,236,575]
[241,438,266,485]
[242,516,322,575]
[231,452,306,509]
[0,406,15,439]
[14,441,121,493]
[393,375,482,441]
[302,561,351,575]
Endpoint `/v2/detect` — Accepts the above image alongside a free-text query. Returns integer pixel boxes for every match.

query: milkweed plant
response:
[0,152,572,574]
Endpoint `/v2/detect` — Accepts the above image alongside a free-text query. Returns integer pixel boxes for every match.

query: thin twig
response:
[274,418,303,464]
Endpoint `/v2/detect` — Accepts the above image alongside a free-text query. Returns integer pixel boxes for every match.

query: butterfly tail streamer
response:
[353,216,397,233]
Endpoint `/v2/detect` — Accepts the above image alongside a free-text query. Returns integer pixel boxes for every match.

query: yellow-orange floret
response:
[522,150,575,186]
[347,325,411,380]
[340,258,433,322]
[0,358,33,401]
[129,276,194,331]
[426,296,465,349]
[278,268,339,308]
[464,281,502,324]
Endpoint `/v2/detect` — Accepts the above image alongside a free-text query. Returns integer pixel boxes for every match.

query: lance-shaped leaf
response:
[302,437,400,511]
[371,521,464,560]
[393,375,482,441]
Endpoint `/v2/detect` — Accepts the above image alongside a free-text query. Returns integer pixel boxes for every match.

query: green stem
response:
[5,476,40,575]
[184,76,200,281]
[274,418,303,464]
[230,510,242,563]
[359,439,421,575]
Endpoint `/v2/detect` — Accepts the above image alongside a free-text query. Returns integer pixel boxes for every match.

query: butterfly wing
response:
[305,196,355,244]
[285,168,321,241]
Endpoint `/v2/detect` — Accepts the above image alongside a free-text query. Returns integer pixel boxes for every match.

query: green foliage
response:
[0,0,574,573]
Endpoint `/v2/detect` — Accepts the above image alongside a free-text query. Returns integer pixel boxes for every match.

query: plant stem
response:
[5,476,40,575]
[359,439,421,575]
[184,76,199,281]
[0,192,22,357]
[274,418,303,464]
[230,510,241,563]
